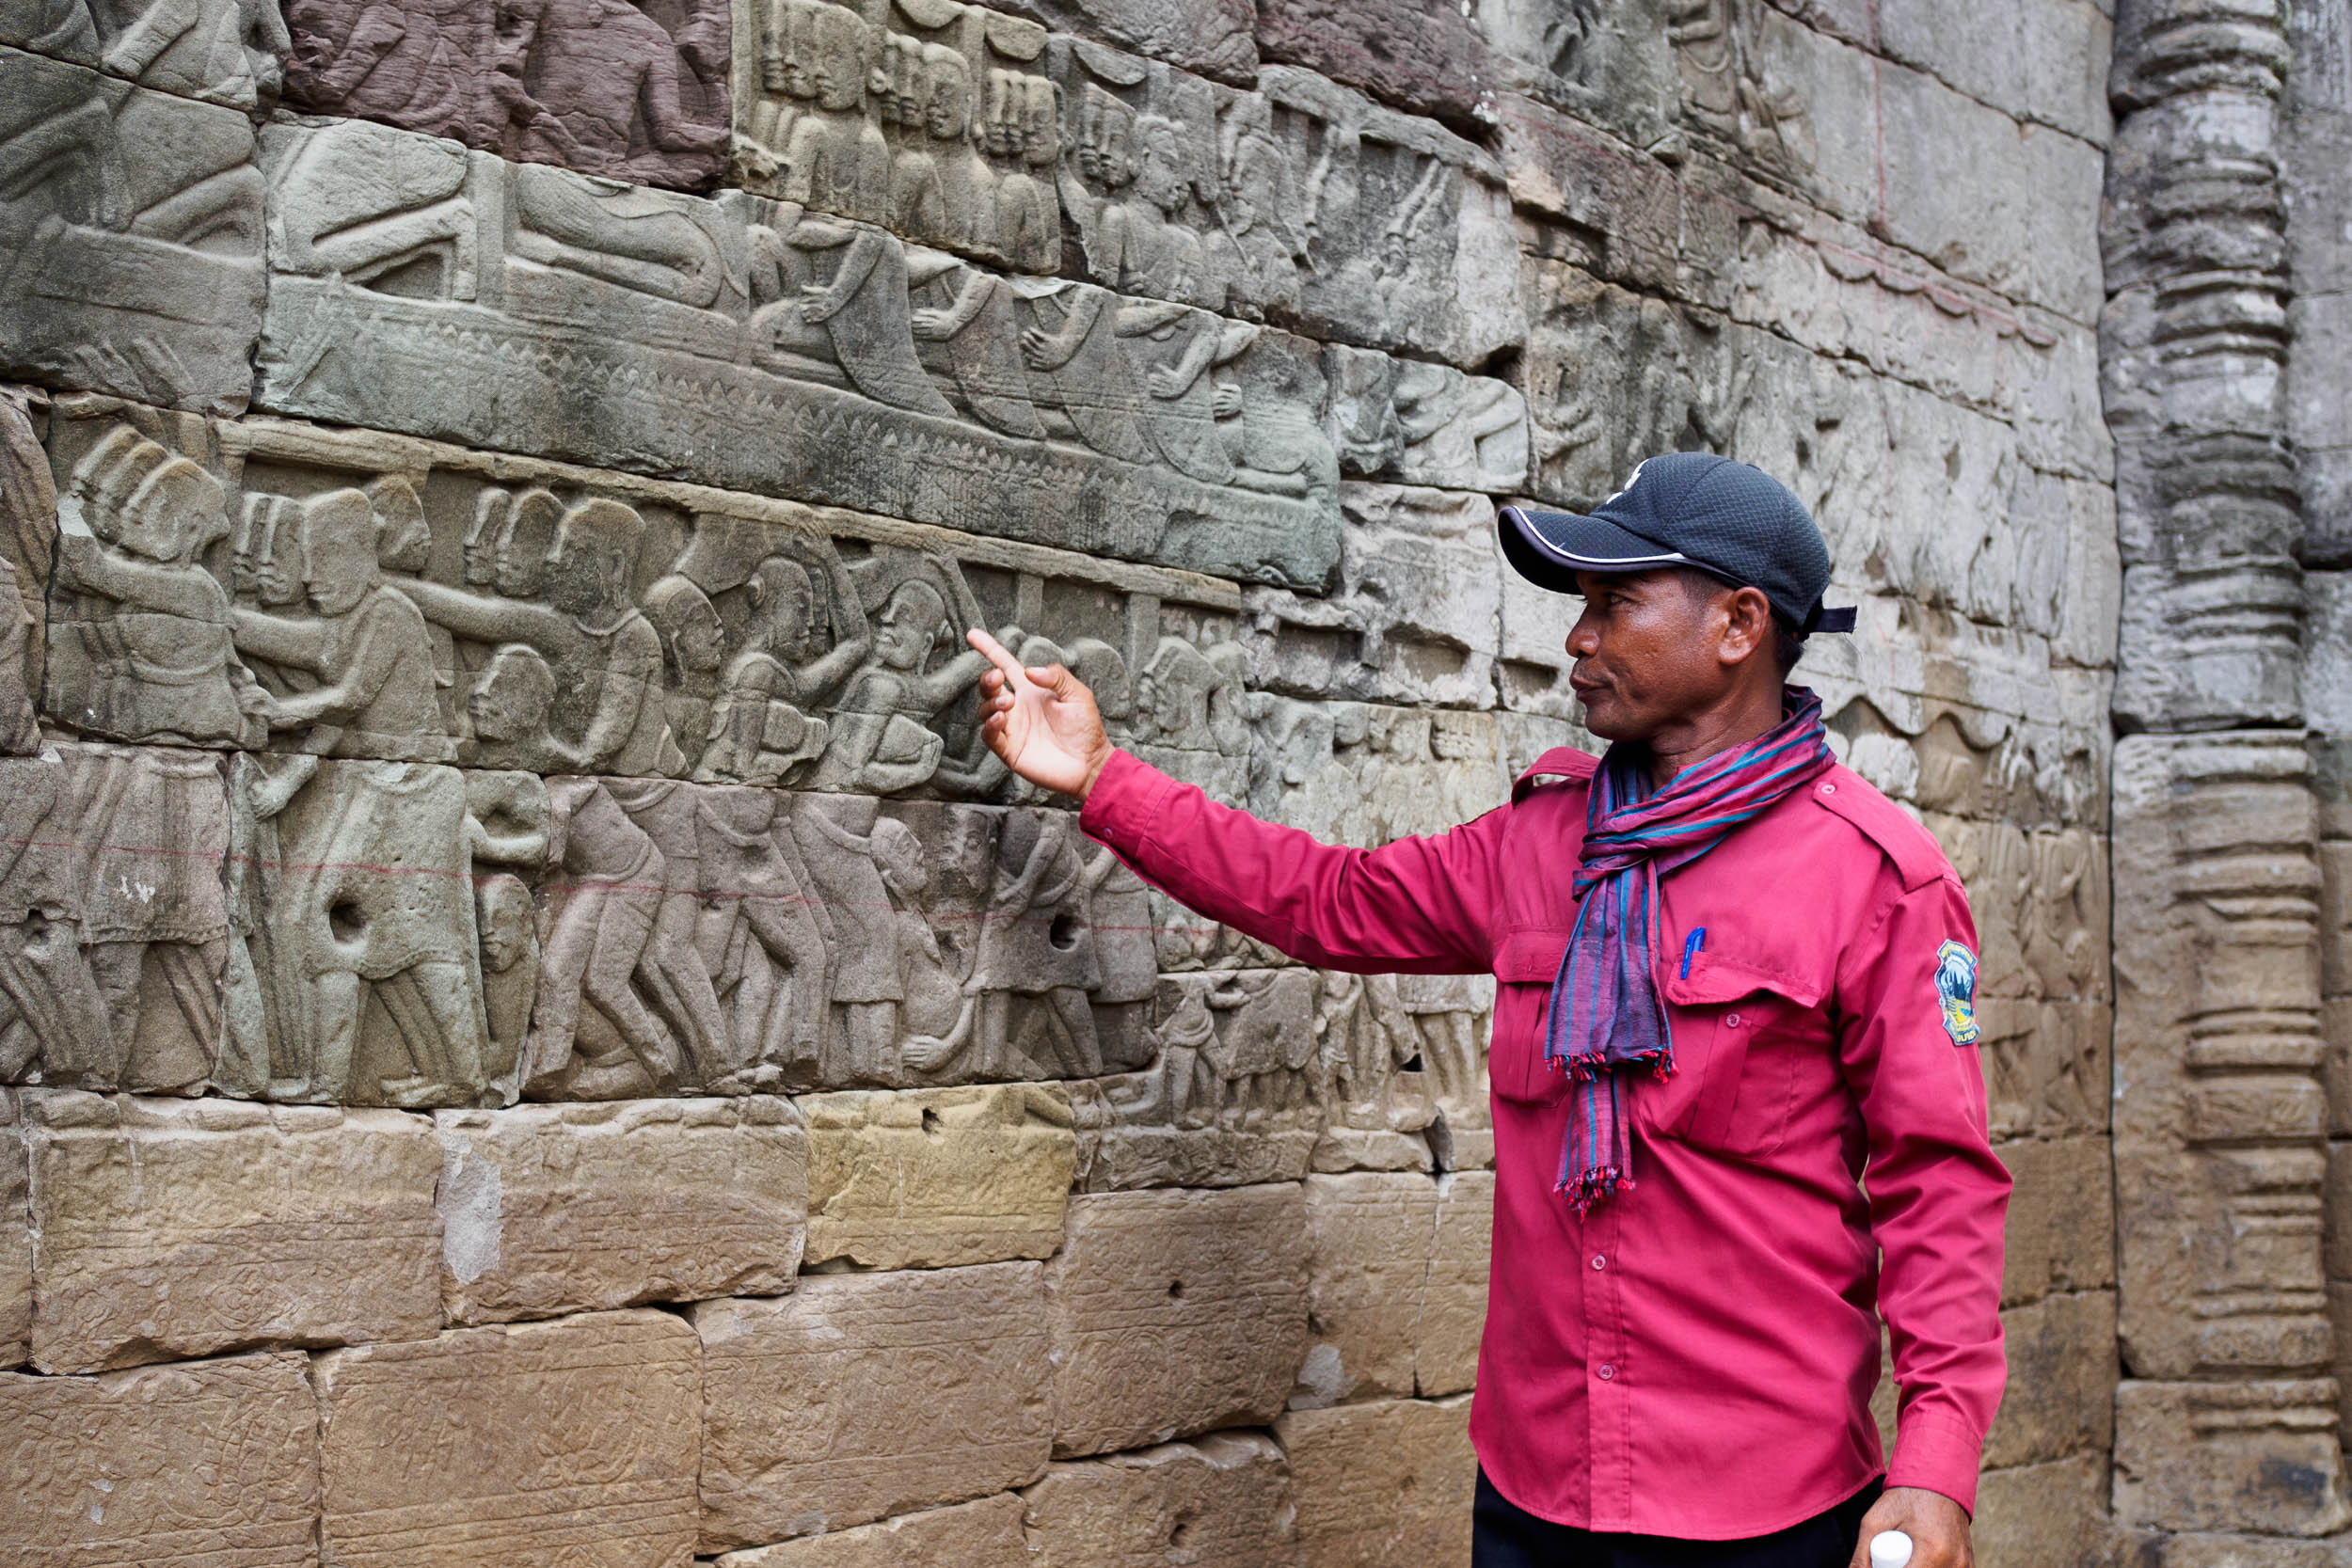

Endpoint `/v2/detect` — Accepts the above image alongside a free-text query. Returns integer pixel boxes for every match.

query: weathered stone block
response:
[711,1493,1030,1568]
[1048,1183,1309,1456]
[2115,734,2332,1383]
[1295,1172,1438,1405]
[0,48,265,414]
[1277,1395,1474,1568]
[315,1309,701,1566]
[1999,1134,2116,1307]
[1981,1000,2112,1144]
[1877,56,2107,323]
[800,1084,1073,1271]
[1970,1452,2109,1568]
[1023,1433,1298,1567]
[436,1097,806,1323]
[2114,1380,2351,1535]
[1875,0,2112,146]
[24,1090,441,1374]
[694,1262,1052,1549]
[283,0,727,190]
[1984,1291,2118,1470]
[1474,0,1676,151]
[1252,0,1491,131]
[1,1091,25,1369]
[1422,1170,1492,1398]
[0,1351,319,1568]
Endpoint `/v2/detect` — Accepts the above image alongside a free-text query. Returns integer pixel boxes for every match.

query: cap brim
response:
[1498,505,1693,594]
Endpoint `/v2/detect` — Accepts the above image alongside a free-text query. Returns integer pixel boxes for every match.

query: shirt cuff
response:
[1884,1412,1985,1515]
[1077,750,1177,857]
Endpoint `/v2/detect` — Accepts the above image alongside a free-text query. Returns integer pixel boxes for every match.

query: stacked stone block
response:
[0,0,2132,1562]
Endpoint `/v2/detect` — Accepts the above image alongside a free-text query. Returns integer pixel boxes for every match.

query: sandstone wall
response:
[0,0,2122,1562]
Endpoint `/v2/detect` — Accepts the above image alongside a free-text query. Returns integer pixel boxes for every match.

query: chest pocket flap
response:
[1649,948,1827,1152]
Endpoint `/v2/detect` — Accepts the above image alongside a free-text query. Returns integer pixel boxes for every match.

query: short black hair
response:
[1666,566,1805,675]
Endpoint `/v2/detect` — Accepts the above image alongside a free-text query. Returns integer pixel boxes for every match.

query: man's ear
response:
[1720,585,1776,666]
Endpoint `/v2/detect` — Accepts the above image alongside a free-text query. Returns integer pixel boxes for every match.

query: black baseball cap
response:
[1499,453,1856,634]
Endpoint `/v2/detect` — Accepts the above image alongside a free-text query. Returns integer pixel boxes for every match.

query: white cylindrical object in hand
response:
[1868,1529,1915,1568]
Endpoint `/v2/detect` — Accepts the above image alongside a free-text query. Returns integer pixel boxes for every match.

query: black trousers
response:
[1472,1470,1883,1568]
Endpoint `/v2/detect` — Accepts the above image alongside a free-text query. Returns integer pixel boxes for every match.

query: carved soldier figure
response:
[48,427,270,749]
[74,744,234,1092]
[230,487,454,762]
[528,776,683,1096]
[699,547,866,785]
[399,496,684,777]
[965,809,1104,1079]
[693,786,834,1073]
[813,557,1016,795]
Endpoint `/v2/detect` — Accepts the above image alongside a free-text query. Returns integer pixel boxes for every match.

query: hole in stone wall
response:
[921,1107,944,1138]
[1168,1278,1184,1299]
[1400,1053,1423,1073]
[1048,912,1080,950]
[327,900,367,941]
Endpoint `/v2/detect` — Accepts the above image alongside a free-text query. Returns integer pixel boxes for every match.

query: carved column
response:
[2105,0,2349,1542]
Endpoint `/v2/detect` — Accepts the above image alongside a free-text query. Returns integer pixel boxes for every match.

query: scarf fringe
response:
[1557,1165,1632,1213]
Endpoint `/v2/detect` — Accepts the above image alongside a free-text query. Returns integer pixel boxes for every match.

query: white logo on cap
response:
[1603,459,1650,508]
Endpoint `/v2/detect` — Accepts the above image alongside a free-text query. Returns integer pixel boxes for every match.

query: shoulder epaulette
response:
[1513,747,1599,804]
[1809,766,1951,892]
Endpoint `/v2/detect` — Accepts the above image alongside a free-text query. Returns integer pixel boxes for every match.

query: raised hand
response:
[966,628,1114,800]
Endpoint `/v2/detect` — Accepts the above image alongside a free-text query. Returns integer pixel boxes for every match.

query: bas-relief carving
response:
[1666,0,1813,177]
[0,48,263,413]
[249,119,1341,587]
[525,786,1160,1098]
[33,405,1260,800]
[0,393,51,752]
[279,0,729,190]
[0,743,229,1096]
[1068,965,1493,1190]
[1052,45,1523,367]
[734,0,1060,273]
[1244,483,1500,710]
[2,0,287,106]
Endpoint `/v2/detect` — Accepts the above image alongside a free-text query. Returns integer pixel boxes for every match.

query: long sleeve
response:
[1833,871,2011,1513]
[1076,749,1505,975]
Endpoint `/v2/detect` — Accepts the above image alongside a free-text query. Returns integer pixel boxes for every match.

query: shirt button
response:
[1597,1364,1616,1381]
[1591,1255,1606,1271]
[1820,782,1836,795]
[1725,1012,1741,1028]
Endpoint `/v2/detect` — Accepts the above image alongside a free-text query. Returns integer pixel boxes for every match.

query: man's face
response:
[1565,569,1740,742]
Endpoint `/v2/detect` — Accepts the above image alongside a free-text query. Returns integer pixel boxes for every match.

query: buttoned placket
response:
[1581,1193,1632,1528]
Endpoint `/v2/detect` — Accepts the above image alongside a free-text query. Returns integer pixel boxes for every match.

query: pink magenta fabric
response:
[1078,745,2010,1537]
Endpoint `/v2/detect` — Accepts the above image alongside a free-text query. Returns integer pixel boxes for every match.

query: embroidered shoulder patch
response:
[1934,940,1980,1047]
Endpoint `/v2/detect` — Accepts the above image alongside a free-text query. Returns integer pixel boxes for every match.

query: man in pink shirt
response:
[969,453,2008,1568]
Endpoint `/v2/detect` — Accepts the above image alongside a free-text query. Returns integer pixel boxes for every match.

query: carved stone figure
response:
[280,0,729,189]
[230,487,454,762]
[47,426,268,749]
[0,51,266,412]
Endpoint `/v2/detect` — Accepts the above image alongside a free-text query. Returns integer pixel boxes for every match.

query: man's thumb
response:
[1026,663,1077,696]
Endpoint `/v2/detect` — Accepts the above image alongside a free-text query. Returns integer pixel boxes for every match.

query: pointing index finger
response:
[966,627,1027,689]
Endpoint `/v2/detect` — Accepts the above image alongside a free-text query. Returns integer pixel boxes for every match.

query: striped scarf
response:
[1545,688,1836,1209]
